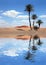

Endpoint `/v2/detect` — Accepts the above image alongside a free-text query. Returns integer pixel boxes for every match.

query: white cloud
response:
[0,18,34,28]
[11,19,29,27]
[0,18,29,28]
[1,47,28,56]
[39,15,46,18]
[0,10,31,27]
[2,48,28,57]
[2,10,21,18]
[16,15,28,19]
[3,49,19,57]
[0,38,29,56]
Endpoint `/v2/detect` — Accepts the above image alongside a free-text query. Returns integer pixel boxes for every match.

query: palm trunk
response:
[29,12,32,30]
[39,24,40,28]
[33,21,34,28]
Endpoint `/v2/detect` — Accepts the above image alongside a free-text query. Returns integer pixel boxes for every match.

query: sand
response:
[0,27,46,39]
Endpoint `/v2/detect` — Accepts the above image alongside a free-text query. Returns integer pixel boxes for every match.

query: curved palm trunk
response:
[29,12,32,30]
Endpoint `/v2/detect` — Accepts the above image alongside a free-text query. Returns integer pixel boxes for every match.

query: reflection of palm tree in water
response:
[25,36,33,60]
[25,36,37,61]
[32,38,37,52]
[25,35,43,61]
[37,38,43,46]
[31,35,38,62]
[28,35,32,50]
[32,35,39,52]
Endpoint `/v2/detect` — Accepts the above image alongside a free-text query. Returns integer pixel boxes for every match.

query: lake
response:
[0,35,46,65]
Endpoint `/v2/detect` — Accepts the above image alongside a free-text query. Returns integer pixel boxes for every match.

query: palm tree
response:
[25,4,33,30]
[36,20,43,28]
[32,14,37,28]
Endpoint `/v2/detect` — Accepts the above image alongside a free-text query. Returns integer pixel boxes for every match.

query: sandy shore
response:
[0,27,46,39]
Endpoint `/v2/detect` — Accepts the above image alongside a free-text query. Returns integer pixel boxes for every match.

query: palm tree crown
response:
[32,14,37,20]
[36,20,43,28]
[25,4,33,12]
[32,14,37,27]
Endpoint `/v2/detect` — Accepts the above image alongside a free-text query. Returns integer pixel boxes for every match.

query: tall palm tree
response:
[32,14,37,28]
[36,20,43,28]
[25,4,33,30]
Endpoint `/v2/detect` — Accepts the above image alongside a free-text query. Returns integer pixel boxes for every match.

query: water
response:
[0,36,46,65]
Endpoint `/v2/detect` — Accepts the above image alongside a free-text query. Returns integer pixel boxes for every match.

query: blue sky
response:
[0,0,46,28]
